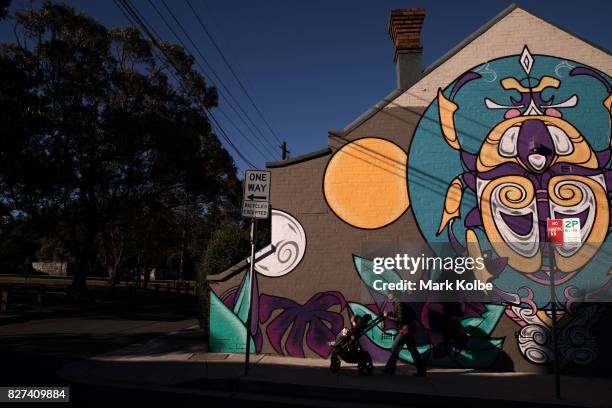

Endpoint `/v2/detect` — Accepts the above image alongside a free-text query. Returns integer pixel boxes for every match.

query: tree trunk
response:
[71,241,94,295]
[110,260,122,287]
[71,255,89,294]
[143,266,151,289]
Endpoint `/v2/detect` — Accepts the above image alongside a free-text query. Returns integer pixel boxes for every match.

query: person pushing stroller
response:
[329,314,378,375]
[382,291,427,377]
[336,315,365,343]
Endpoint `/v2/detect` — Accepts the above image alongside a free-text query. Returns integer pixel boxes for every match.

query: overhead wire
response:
[184,0,283,146]
[145,0,279,161]
[113,0,259,170]
[147,0,274,160]
[159,0,281,159]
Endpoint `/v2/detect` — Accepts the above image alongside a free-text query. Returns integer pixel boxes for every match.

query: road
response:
[0,299,209,404]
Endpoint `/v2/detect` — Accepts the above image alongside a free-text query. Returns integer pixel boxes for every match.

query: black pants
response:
[385,332,426,374]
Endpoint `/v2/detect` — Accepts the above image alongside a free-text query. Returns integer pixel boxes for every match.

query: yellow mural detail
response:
[477,115,599,173]
[501,76,559,93]
[437,89,461,151]
[479,175,541,273]
[323,137,408,229]
[548,175,610,272]
[603,93,611,114]
[437,177,463,235]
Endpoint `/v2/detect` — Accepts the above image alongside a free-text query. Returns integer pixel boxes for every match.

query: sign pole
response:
[244,217,256,376]
[549,248,561,399]
[241,169,270,376]
[547,217,580,399]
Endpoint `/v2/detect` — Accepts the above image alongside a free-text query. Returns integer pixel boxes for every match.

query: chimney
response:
[388,8,425,90]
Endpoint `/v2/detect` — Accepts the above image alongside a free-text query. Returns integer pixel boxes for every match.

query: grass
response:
[0,274,196,287]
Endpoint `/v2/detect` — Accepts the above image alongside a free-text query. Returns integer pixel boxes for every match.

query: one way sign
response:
[242,170,271,219]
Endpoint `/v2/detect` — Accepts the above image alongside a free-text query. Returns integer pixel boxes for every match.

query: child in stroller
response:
[329,314,383,375]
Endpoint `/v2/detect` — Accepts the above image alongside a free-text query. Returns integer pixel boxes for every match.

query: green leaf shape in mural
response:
[460,304,505,336]
[350,254,506,369]
[232,272,251,324]
[209,291,255,353]
[348,301,504,368]
[348,302,393,348]
[348,302,431,362]
[352,254,403,295]
[429,337,504,368]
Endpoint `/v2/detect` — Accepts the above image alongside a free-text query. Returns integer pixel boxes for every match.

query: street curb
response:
[58,359,590,408]
[185,376,586,408]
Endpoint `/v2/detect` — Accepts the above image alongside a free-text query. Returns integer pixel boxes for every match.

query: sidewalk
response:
[58,326,610,408]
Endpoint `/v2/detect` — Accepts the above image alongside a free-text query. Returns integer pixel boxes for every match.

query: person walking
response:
[382,291,426,377]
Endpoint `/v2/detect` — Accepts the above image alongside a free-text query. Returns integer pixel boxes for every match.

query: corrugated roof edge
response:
[327,88,404,138]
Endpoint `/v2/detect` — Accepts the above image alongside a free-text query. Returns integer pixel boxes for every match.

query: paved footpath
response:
[58,325,610,408]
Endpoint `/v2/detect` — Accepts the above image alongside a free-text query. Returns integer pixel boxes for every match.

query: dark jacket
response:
[388,301,416,332]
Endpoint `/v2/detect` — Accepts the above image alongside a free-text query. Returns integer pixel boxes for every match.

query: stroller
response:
[328,314,384,375]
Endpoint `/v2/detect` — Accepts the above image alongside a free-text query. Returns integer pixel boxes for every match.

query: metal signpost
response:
[546,217,580,400]
[241,170,270,375]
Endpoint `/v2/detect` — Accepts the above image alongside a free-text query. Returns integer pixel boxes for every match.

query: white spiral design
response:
[253,209,306,277]
[549,177,601,257]
[276,241,299,265]
[513,305,600,366]
[559,326,598,365]
[518,324,553,364]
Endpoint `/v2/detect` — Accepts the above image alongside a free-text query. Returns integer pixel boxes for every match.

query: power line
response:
[184,0,283,146]
[114,0,259,170]
[116,0,257,170]
[146,0,278,160]
[159,0,281,159]
[145,0,272,161]
[146,0,279,160]
[115,3,254,175]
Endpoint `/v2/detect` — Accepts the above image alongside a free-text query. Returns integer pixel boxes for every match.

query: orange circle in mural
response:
[323,137,409,229]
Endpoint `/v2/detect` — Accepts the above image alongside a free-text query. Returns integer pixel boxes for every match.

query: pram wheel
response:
[330,354,341,372]
[357,354,373,375]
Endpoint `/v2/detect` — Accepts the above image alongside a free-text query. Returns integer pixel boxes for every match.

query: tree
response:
[201,222,250,278]
[0,1,10,20]
[0,2,241,293]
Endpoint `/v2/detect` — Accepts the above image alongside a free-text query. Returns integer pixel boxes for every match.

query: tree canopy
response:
[0,2,243,291]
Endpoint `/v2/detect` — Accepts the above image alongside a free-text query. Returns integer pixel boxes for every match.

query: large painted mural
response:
[209,47,611,370]
[408,47,611,367]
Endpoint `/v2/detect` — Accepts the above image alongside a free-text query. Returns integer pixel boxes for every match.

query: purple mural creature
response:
[436,47,611,294]
[259,291,347,358]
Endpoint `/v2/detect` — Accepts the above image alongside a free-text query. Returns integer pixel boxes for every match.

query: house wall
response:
[209,7,612,374]
[393,8,611,108]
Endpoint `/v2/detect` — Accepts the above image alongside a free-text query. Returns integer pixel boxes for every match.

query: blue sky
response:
[1,1,610,173]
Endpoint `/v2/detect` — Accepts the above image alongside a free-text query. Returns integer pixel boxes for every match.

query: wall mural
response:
[409,47,611,367]
[210,47,611,369]
[322,47,611,367]
[209,209,307,352]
